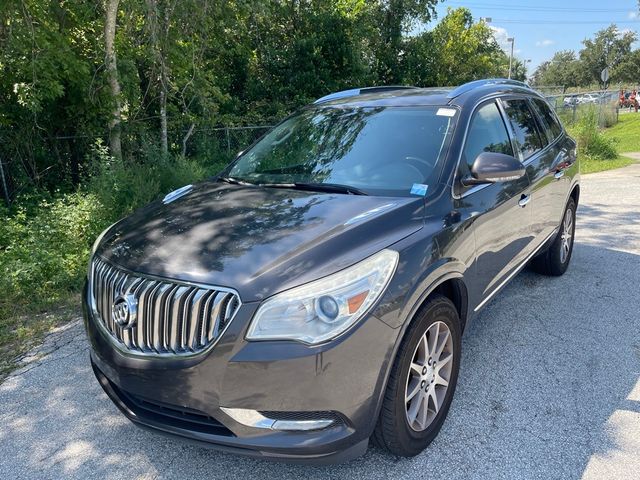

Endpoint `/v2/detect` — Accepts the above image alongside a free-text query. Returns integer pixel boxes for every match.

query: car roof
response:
[313,79,545,109]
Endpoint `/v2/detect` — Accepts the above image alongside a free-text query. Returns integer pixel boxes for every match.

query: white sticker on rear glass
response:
[436,108,457,117]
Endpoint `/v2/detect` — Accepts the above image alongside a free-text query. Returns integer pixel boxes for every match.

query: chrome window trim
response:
[88,254,243,360]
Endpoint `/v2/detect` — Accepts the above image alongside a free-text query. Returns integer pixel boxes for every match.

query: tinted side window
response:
[462,102,514,170]
[501,99,544,159]
[532,98,563,140]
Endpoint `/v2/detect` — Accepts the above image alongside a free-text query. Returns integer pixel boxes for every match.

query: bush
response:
[570,108,618,160]
[1,146,227,316]
[86,140,225,221]
[0,192,105,312]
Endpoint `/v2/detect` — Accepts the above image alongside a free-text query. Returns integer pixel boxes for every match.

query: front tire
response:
[372,295,461,456]
[531,197,576,276]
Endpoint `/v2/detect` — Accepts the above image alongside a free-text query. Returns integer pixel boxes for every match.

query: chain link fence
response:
[176,125,272,162]
[543,90,620,128]
[0,124,274,206]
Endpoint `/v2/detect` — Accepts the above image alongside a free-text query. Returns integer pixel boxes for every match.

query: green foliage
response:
[0,147,220,315]
[579,25,636,85]
[85,139,221,219]
[0,192,104,311]
[531,51,582,87]
[532,26,639,87]
[569,108,618,160]
[403,8,511,86]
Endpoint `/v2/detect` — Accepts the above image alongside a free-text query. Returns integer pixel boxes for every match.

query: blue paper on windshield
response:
[410,183,429,196]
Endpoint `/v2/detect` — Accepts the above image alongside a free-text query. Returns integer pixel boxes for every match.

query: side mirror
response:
[462,152,526,186]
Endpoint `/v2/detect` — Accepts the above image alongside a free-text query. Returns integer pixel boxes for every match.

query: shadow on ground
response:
[1,241,638,480]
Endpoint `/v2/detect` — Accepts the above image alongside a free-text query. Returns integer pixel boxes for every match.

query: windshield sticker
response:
[436,108,457,117]
[410,184,429,196]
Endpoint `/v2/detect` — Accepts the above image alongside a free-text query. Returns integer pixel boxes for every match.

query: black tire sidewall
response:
[388,297,462,455]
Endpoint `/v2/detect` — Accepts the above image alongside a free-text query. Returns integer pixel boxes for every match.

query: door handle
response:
[518,194,531,208]
[554,170,565,179]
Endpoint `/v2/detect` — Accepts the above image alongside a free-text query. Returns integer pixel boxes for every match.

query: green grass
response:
[581,155,634,174]
[602,113,640,153]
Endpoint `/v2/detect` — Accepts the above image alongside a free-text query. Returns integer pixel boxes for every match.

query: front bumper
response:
[83,283,399,463]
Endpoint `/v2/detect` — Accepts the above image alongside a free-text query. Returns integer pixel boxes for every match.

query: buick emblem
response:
[112,294,138,328]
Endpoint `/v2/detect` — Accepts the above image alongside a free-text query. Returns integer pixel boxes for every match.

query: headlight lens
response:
[246,249,399,345]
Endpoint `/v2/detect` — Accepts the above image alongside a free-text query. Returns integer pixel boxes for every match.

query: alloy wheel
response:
[404,321,454,432]
[560,208,574,264]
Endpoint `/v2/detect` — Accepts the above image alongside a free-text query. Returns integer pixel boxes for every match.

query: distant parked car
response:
[563,95,579,107]
[577,93,599,104]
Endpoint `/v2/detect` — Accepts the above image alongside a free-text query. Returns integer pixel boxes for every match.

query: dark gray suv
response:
[84,79,579,463]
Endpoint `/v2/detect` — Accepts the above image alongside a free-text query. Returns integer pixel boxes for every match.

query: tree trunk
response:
[147,0,169,155]
[105,0,122,160]
[181,123,195,157]
[160,4,170,155]
[0,156,10,207]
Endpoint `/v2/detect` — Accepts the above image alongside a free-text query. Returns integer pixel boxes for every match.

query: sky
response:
[433,0,640,74]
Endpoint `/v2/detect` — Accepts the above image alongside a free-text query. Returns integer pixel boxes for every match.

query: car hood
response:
[96,181,424,302]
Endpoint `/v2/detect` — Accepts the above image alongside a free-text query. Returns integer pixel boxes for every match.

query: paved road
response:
[2,165,639,480]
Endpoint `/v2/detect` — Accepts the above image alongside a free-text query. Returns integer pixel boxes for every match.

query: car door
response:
[530,98,574,228]
[499,97,555,246]
[452,100,535,310]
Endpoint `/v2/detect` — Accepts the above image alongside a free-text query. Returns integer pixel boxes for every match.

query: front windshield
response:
[227,106,456,196]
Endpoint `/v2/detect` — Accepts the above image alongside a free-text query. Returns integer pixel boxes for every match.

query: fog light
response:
[220,407,335,431]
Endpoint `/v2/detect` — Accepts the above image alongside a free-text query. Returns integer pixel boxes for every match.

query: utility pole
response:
[507,37,515,79]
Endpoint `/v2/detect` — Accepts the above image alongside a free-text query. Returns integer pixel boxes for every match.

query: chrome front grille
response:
[89,257,241,356]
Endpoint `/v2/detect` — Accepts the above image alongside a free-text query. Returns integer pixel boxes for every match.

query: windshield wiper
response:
[261,182,368,196]
[217,176,255,186]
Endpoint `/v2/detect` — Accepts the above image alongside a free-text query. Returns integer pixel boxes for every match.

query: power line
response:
[490,19,640,25]
[446,1,636,13]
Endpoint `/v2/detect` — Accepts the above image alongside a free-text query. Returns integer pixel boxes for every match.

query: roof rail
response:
[314,86,419,104]
[446,78,530,99]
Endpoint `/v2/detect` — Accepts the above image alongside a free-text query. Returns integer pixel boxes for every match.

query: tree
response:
[367,0,440,84]
[612,49,640,84]
[531,50,582,87]
[578,25,636,85]
[105,0,122,160]
[509,58,528,82]
[402,8,508,86]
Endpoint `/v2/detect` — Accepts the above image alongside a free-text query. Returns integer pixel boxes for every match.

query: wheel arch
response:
[570,183,580,205]
[398,266,470,334]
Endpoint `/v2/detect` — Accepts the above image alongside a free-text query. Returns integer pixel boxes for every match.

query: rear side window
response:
[501,99,544,159]
[462,102,514,170]
[532,98,563,141]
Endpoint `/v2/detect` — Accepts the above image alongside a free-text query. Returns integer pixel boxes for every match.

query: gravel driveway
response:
[1,165,639,480]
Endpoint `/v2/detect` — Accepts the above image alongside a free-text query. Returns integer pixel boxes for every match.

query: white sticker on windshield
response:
[437,108,457,117]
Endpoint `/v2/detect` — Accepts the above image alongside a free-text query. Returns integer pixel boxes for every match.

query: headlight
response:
[246,249,399,345]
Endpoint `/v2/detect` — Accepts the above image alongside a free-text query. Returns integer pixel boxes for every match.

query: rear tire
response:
[372,295,461,457]
[531,197,576,276]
